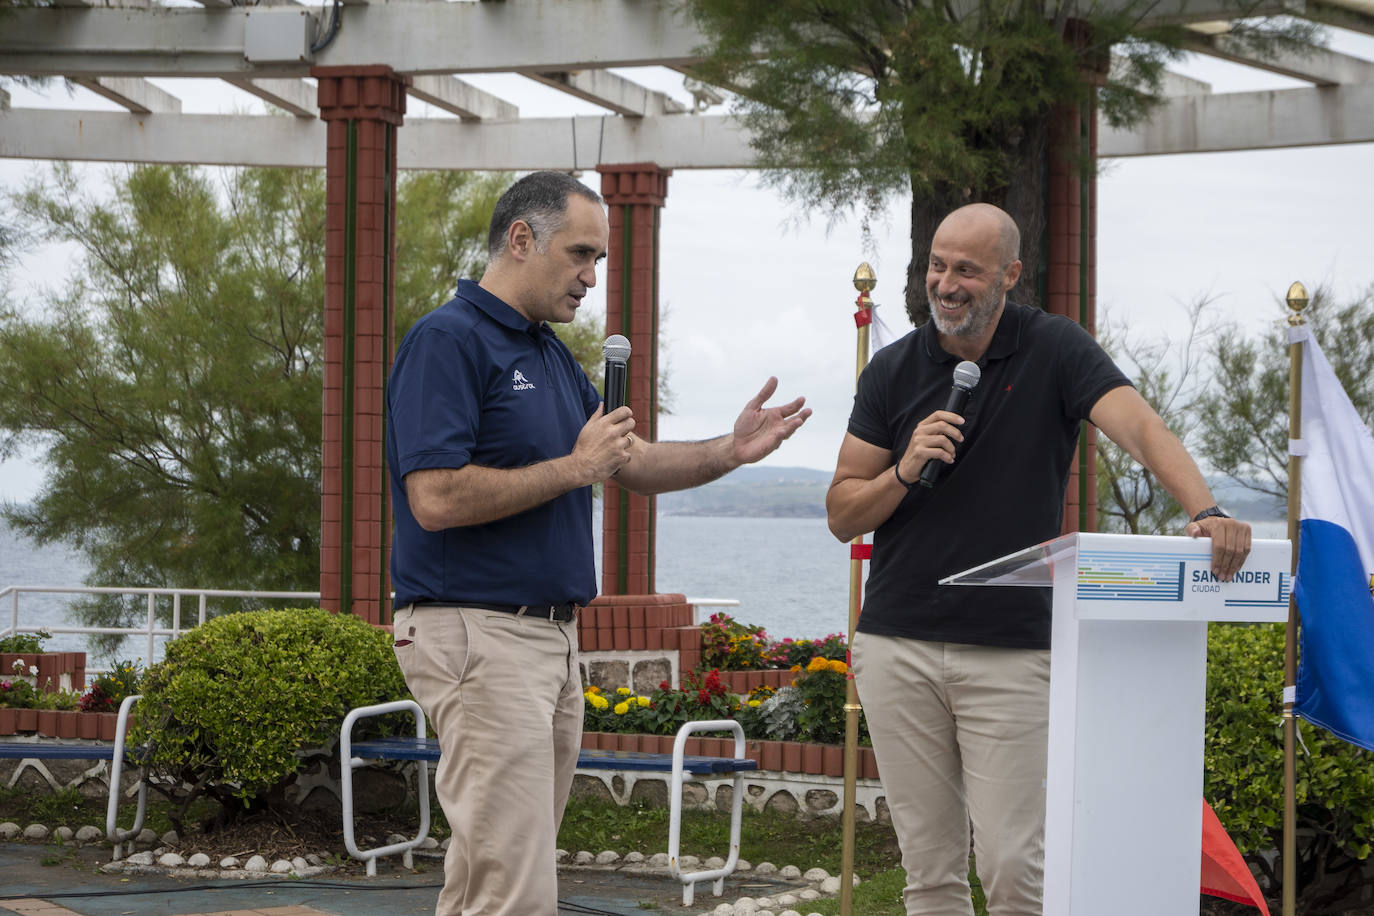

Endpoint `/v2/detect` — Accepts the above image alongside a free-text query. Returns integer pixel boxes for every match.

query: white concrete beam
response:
[1184,33,1374,85]
[71,76,182,113]
[520,70,687,117]
[408,75,518,122]
[0,0,1305,80]
[1111,55,1213,96]
[5,85,1372,170]
[224,77,319,118]
[1098,82,1374,156]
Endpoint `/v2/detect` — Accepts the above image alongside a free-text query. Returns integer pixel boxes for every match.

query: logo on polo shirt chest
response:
[511,369,536,391]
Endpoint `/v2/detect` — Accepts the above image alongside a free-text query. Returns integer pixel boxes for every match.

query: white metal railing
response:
[1,585,321,671]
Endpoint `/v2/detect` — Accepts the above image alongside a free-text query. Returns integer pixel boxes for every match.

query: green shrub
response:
[0,630,50,654]
[134,608,409,826]
[1205,622,1374,909]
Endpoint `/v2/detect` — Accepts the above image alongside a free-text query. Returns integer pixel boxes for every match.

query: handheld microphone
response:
[919,360,981,488]
[602,335,631,412]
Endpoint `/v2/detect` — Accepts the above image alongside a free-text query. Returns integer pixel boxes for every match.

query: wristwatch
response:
[1191,505,1231,522]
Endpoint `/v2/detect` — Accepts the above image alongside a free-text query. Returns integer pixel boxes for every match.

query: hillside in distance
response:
[656,466,830,518]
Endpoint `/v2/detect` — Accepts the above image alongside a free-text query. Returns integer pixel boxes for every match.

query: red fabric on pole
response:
[1201,799,1270,914]
[850,544,873,560]
[853,309,872,327]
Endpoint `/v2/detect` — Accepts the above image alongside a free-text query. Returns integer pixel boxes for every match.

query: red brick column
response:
[313,65,408,622]
[1047,95,1099,535]
[596,164,671,596]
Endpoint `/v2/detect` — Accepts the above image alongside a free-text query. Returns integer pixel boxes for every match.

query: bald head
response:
[935,203,1020,266]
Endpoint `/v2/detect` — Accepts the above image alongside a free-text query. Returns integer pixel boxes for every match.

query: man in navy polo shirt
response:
[386,170,811,916]
[826,202,1251,916]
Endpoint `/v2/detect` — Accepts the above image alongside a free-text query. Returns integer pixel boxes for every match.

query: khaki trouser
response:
[853,632,1050,916]
[392,604,583,916]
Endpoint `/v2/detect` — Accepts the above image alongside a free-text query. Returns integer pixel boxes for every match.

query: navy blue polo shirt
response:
[850,303,1131,649]
[386,280,602,608]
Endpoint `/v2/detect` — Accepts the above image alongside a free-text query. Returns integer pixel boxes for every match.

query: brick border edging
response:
[580,732,878,780]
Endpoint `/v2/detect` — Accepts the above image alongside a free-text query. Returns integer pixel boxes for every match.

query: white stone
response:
[440,837,451,850]
[754,861,778,874]
[679,854,700,869]
[53,826,74,841]
[157,852,185,867]
[244,854,269,872]
[126,851,155,866]
[306,854,324,866]
[386,833,408,844]
[160,830,179,846]
[152,847,166,856]
[803,866,830,881]
[820,877,840,894]
[270,858,293,874]
[775,895,799,907]
[292,856,309,871]
[648,852,670,868]
[735,858,752,871]
[799,889,821,901]
[74,825,102,843]
[779,911,803,916]
[137,828,157,843]
[22,824,48,840]
[220,856,240,869]
[0,822,20,839]
[572,850,595,865]
[713,904,733,915]
[418,837,439,850]
[623,851,645,864]
[755,899,775,909]
[733,899,758,914]
[555,849,569,863]
[779,864,802,879]
[187,853,211,867]
[595,850,619,865]
[704,855,726,869]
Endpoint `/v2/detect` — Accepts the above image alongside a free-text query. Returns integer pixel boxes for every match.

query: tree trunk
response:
[903,110,1054,324]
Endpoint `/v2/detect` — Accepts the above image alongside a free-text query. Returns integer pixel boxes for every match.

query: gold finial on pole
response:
[1286,281,1309,326]
[1282,279,1307,916]
[853,261,877,293]
[840,263,875,916]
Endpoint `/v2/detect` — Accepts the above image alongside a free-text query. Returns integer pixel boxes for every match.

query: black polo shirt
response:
[386,280,602,608]
[849,303,1131,649]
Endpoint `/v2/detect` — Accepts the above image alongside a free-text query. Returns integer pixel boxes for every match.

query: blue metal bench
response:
[0,694,148,860]
[340,699,758,905]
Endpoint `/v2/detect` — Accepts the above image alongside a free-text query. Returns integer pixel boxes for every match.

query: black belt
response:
[413,601,580,623]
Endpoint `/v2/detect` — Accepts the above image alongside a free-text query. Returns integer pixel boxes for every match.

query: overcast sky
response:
[2,33,1372,504]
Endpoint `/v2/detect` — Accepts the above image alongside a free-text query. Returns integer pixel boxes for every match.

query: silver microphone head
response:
[952,360,981,391]
[602,334,631,364]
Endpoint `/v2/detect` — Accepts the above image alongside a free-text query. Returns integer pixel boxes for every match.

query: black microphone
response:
[919,360,981,488]
[602,334,631,412]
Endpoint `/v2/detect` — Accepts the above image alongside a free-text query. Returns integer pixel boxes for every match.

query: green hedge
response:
[1205,622,1374,906]
[134,608,409,819]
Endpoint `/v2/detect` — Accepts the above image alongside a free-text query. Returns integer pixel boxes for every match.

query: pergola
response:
[3,0,1372,622]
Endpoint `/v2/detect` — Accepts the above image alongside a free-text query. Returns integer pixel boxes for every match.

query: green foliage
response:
[683,0,1316,316]
[0,675,37,708]
[793,656,852,745]
[701,611,771,669]
[0,629,49,653]
[78,659,142,712]
[133,608,409,824]
[1205,623,1374,908]
[1194,284,1374,505]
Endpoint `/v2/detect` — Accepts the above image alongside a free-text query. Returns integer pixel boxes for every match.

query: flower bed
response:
[0,634,141,740]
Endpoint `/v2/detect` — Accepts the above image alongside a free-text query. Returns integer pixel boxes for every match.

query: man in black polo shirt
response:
[826,202,1251,916]
[386,170,810,916]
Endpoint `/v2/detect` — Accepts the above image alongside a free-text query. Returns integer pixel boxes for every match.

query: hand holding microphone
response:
[602,334,630,413]
[897,360,981,489]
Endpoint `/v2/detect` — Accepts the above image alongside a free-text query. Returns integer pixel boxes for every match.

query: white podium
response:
[941,533,1291,915]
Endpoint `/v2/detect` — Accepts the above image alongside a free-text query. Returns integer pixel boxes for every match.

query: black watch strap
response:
[1191,505,1231,522]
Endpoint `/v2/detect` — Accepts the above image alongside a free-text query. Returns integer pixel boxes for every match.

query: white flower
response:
[28,665,38,677]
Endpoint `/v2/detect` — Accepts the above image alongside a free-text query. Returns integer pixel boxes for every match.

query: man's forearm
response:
[614,435,737,495]
[405,459,591,530]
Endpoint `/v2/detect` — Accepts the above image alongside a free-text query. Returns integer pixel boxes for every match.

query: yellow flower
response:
[591,695,610,710]
[613,701,630,715]
[789,664,802,674]
[807,656,830,673]
[636,696,650,708]
[616,686,632,695]
[748,699,761,708]
[586,685,602,695]
[828,659,849,674]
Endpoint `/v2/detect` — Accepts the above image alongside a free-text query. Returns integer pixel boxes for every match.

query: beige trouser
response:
[853,632,1050,916]
[392,604,583,916]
